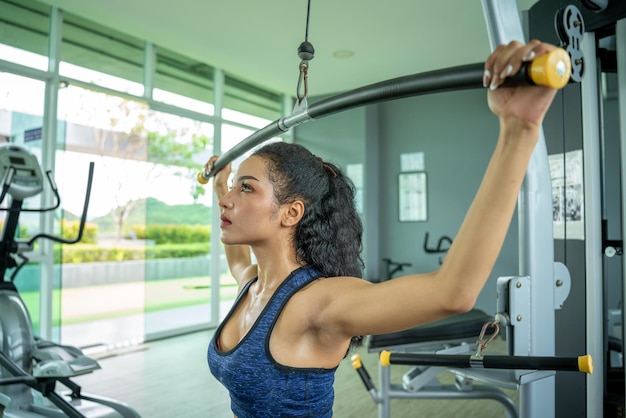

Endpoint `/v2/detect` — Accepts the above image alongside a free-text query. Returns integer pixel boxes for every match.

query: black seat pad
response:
[368,309,493,351]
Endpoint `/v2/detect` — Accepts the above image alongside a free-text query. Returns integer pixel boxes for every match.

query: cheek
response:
[239,198,277,223]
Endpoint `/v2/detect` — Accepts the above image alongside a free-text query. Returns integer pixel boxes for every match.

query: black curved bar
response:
[205,63,485,177]
[384,352,591,373]
[307,63,484,119]
[210,121,283,177]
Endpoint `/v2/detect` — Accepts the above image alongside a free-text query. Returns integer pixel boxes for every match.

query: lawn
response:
[19,275,238,327]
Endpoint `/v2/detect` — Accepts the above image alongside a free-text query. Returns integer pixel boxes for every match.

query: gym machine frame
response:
[352,2,587,417]
[199,1,583,417]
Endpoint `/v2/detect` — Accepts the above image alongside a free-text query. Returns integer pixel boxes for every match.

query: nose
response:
[218,191,233,209]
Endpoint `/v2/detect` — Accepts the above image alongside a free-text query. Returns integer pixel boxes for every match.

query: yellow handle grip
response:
[196,172,209,185]
[578,354,593,374]
[350,354,362,369]
[527,47,571,89]
[380,350,391,367]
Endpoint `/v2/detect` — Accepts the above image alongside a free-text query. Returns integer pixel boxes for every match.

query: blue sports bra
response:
[207,265,336,417]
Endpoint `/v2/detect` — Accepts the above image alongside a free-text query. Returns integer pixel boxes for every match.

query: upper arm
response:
[312,272,465,338]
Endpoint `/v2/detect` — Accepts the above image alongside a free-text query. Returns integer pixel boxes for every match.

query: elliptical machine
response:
[0,143,140,417]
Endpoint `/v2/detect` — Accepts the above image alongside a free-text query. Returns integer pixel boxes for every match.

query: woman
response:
[206,40,560,417]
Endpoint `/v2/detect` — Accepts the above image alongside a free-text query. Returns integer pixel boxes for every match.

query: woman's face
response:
[218,155,282,246]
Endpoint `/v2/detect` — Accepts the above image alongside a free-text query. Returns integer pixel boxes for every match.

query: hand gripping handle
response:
[507,47,572,89]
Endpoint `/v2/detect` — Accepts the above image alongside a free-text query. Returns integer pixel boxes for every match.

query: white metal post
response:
[40,6,62,341]
[580,31,604,418]
[211,68,224,327]
[616,17,626,416]
[481,1,557,417]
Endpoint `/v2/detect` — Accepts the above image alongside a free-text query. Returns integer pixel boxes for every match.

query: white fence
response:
[17,256,227,290]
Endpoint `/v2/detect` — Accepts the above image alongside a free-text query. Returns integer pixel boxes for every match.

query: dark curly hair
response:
[253,141,364,347]
[253,142,364,278]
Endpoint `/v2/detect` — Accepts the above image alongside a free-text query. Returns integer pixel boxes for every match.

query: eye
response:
[240,181,252,192]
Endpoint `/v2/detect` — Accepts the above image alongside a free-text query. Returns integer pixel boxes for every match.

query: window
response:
[0,0,50,70]
[0,0,285,349]
[154,46,214,114]
[224,74,282,122]
[60,11,145,94]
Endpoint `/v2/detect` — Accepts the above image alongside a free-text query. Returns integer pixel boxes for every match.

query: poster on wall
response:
[549,149,584,240]
[398,172,427,222]
[400,152,424,172]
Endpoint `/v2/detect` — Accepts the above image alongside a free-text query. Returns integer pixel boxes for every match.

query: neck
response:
[251,243,303,289]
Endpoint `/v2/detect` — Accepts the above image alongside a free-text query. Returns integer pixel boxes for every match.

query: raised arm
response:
[431,39,559,310]
[315,40,561,338]
[206,156,255,288]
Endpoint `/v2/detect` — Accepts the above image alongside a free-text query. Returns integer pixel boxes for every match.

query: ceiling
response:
[38,0,538,98]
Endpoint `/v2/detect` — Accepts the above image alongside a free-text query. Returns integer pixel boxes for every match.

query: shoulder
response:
[292,275,373,320]
[298,274,370,296]
[314,275,372,293]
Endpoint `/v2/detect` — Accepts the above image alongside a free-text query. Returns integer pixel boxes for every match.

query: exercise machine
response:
[352,309,523,418]
[0,143,141,417]
[195,1,586,416]
[379,258,412,282]
[351,1,593,417]
[351,271,592,418]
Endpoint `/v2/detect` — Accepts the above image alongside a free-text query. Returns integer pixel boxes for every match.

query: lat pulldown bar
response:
[198,48,571,183]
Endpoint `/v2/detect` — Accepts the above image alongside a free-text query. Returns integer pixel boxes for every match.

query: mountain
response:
[88,198,212,234]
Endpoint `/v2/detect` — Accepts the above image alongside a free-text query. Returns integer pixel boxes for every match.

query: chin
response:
[220,235,240,246]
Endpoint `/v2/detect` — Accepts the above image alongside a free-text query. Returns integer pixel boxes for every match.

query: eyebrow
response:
[235,175,260,182]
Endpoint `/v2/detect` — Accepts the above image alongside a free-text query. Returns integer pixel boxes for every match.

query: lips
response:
[220,215,232,227]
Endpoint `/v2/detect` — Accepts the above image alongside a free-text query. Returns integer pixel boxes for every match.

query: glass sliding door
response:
[1,0,287,353]
[56,82,218,349]
[0,72,55,337]
[142,109,215,339]
[55,84,150,349]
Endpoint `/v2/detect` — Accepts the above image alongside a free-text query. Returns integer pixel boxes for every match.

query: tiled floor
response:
[72,332,519,418]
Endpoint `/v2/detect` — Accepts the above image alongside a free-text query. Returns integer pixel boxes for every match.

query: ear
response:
[281,200,305,227]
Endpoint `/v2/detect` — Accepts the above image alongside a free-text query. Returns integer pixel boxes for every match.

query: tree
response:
[75,91,212,241]
[145,130,211,204]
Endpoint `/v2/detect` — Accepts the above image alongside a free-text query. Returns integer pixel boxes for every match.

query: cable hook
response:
[475,321,500,358]
[294,0,314,112]
[295,41,314,111]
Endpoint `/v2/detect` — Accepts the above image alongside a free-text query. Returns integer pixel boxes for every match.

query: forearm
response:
[437,122,540,310]
[439,40,560,307]
[214,182,229,200]
[224,244,252,283]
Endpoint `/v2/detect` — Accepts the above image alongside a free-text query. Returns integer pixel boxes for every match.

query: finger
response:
[488,40,525,90]
[204,155,218,172]
[500,39,543,81]
[485,40,549,90]
[483,43,507,87]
